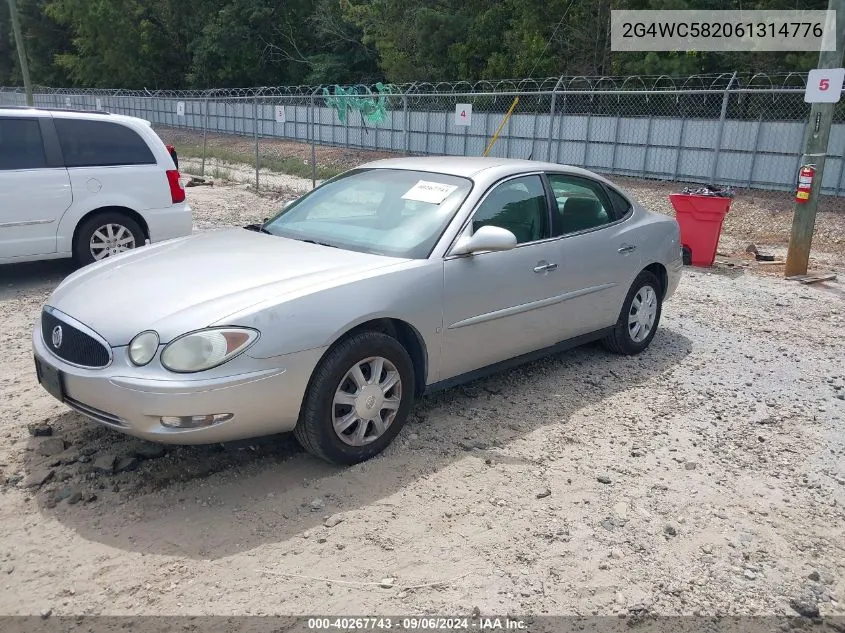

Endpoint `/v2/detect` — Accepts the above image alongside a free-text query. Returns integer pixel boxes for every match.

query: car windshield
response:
[262,168,473,258]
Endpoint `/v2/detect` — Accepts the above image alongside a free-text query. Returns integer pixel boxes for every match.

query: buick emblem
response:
[51,325,63,349]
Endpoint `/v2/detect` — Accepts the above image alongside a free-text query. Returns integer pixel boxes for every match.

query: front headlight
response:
[128,330,159,366]
[160,327,259,373]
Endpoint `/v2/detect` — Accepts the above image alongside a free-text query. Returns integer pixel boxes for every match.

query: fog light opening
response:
[160,413,233,429]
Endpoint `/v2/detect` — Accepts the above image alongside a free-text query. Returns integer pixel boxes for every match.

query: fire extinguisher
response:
[795,164,815,203]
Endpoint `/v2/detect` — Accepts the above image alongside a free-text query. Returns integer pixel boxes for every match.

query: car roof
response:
[0,106,151,127]
[357,155,609,182]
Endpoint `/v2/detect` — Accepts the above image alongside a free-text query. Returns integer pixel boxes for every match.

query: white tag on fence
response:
[804,68,845,103]
[176,101,186,117]
[274,105,286,123]
[455,103,472,126]
[64,97,71,107]
[95,98,103,110]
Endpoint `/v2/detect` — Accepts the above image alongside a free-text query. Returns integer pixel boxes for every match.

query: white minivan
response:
[0,107,192,266]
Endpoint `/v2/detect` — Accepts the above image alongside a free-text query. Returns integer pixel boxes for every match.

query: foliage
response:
[0,0,830,89]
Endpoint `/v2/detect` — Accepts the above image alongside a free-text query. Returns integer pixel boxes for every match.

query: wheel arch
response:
[314,317,429,398]
[642,262,668,298]
[72,206,151,248]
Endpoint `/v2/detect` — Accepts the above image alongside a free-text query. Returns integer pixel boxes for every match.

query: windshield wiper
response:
[243,223,272,234]
[299,239,338,248]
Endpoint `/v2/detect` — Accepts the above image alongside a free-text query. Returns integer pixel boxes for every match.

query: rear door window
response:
[547,173,616,236]
[0,118,47,170]
[54,119,156,167]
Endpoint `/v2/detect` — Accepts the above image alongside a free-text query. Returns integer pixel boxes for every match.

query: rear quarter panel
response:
[630,203,683,297]
[54,117,179,253]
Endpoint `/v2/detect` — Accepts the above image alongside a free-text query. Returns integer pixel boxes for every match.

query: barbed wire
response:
[0,71,815,99]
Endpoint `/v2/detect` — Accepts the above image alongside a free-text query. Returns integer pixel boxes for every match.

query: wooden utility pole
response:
[785,0,845,276]
[7,0,33,106]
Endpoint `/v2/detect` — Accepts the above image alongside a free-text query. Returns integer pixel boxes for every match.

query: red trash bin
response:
[668,193,732,267]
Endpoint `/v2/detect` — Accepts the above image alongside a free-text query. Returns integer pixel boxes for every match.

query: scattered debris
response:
[92,455,117,475]
[789,595,820,618]
[324,515,344,528]
[744,243,778,261]
[681,184,735,198]
[786,273,837,284]
[36,438,66,457]
[27,423,53,437]
[130,443,167,460]
[185,176,213,187]
[23,468,54,489]
[114,456,139,473]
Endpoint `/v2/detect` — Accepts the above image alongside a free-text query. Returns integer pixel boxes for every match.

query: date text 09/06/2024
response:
[307,617,528,630]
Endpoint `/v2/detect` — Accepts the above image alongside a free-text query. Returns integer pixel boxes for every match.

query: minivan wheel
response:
[294,331,415,465]
[73,212,145,266]
[601,270,663,355]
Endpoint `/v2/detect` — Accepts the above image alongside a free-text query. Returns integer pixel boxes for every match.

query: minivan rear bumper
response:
[145,202,193,242]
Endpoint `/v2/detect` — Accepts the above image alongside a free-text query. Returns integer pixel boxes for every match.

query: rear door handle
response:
[533,262,558,273]
[618,244,637,254]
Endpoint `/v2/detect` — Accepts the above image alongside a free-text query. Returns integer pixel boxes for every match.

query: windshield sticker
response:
[401,180,459,205]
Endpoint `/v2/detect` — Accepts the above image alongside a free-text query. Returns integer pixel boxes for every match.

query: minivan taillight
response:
[166,170,186,203]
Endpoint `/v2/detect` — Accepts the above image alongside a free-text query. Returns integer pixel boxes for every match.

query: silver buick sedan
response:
[33,157,683,464]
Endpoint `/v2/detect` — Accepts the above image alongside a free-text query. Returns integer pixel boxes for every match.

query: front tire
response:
[602,270,662,355]
[294,331,415,465]
[73,212,145,266]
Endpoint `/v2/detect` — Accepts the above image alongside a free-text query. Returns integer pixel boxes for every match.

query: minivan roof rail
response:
[0,106,112,115]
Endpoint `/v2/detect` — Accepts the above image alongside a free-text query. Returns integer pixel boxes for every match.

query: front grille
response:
[41,308,111,368]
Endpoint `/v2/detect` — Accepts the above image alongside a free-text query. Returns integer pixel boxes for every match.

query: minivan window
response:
[0,119,47,170]
[54,119,156,167]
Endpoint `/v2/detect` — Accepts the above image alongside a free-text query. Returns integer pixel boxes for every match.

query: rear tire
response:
[73,212,145,266]
[294,331,415,465]
[602,271,662,355]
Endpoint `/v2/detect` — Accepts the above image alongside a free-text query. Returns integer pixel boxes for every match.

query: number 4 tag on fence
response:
[274,105,286,123]
[455,103,472,126]
[176,101,186,117]
[804,68,844,104]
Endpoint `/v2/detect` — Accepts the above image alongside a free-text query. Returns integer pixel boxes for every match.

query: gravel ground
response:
[0,180,844,620]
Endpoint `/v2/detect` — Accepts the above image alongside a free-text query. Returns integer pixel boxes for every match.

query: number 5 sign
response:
[804,68,844,104]
[455,103,472,126]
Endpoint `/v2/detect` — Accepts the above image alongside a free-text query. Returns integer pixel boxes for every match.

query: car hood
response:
[47,228,408,345]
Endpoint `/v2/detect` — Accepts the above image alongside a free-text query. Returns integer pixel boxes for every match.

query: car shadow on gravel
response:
[20,328,692,560]
[0,259,77,299]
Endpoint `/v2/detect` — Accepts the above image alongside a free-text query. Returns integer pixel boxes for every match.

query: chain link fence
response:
[2,73,844,196]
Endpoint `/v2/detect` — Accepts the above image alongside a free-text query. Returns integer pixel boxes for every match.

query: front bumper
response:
[32,324,325,444]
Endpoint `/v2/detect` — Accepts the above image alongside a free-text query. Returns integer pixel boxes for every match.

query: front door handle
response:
[618,244,637,254]
[533,262,558,273]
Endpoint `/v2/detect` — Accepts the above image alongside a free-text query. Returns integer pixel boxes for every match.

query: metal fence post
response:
[253,95,260,191]
[555,95,567,164]
[546,76,564,162]
[310,90,317,189]
[201,94,210,177]
[402,93,409,156]
[710,71,737,185]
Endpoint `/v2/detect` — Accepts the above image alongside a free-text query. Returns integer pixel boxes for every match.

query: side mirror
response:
[451,225,517,256]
